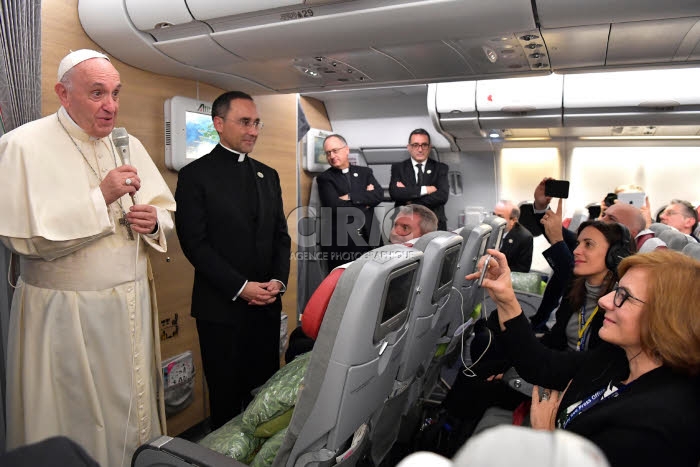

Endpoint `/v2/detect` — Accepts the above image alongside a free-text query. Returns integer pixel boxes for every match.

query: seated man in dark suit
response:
[493,200,533,272]
[317,134,383,270]
[389,128,449,230]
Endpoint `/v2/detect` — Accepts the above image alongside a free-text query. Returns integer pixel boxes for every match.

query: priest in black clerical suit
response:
[317,134,383,271]
[175,91,291,429]
[494,200,534,273]
[389,129,449,230]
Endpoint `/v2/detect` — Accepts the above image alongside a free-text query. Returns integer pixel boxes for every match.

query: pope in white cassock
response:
[0,49,176,466]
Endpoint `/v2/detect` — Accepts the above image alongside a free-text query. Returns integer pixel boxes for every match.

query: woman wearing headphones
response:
[474,248,700,466]
[439,214,635,453]
[538,217,635,352]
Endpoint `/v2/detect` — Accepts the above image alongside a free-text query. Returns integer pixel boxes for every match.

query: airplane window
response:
[449,171,463,195]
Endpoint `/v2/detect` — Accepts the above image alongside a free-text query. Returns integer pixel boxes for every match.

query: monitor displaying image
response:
[302,128,331,172]
[165,96,217,171]
[185,111,218,160]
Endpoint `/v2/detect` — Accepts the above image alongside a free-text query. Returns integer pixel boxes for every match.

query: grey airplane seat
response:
[133,245,422,467]
[272,244,423,467]
[419,222,492,400]
[648,222,672,236]
[396,232,463,386]
[658,228,697,251]
[681,241,700,260]
[440,222,493,354]
[481,215,507,251]
[369,231,463,464]
[567,208,589,233]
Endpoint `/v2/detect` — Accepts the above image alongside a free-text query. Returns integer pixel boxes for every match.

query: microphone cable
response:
[113,134,142,467]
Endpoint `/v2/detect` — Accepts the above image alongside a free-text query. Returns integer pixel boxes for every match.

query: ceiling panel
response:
[542,25,609,70]
[607,18,699,65]
[535,0,700,29]
[451,35,534,74]
[209,0,535,61]
[376,42,472,80]
[155,35,244,67]
[323,49,417,82]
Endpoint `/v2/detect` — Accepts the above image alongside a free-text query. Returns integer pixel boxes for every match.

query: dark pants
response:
[196,307,280,429]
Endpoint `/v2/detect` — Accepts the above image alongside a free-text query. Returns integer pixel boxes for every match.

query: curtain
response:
[0,0,42,453]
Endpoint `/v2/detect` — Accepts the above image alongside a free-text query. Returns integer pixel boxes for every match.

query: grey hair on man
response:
[396,204,438,235]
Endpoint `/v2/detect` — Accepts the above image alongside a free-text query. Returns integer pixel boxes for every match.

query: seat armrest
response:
[132,436,248,467]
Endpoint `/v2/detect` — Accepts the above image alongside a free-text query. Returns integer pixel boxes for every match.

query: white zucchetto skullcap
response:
[396,426,611,467]
[57,49,110,81]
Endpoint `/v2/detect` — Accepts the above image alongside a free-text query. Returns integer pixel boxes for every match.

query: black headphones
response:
[605,223,634,272]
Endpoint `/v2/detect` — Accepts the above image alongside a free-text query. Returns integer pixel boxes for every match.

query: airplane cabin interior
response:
[1,0,700,466]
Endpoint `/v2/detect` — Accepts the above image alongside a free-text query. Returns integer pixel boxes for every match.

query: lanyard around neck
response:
[559,381,627,428]
[577,305,599,351]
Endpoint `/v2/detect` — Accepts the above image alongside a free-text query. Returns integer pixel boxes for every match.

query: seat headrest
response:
[682,242,700,260]
[301,268,345,340]
[637,237,667,254]
[648,222,672,235]
[658,229,697,251]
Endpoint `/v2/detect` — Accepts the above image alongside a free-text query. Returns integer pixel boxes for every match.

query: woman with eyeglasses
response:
[472,248,700,467]
[441,218,634,449]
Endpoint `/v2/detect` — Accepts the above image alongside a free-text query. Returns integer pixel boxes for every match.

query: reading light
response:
[294,65,322,79]
[482,46,498,63]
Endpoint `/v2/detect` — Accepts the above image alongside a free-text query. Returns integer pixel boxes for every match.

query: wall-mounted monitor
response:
[302,127,332,173]
[165,96,219,171]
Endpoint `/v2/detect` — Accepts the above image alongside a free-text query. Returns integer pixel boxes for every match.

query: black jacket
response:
[500,222,533,273]
[316,165,383,248]
[175,145,291,324]
[500,313,700,467]
[529,240,575,330]
[389,158,449,229]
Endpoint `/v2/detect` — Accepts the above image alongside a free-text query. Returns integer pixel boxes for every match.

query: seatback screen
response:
[381,268,416,324]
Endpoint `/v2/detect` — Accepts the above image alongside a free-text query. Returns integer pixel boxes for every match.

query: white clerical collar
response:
[341,167,350,174]
[219,143,246,162]
[58,107,102,142]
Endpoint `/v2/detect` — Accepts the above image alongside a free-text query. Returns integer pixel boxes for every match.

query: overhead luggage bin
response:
[563,68,700,127]
[430,81,480,139]
[79,0,540,94]
[476,73,564,130]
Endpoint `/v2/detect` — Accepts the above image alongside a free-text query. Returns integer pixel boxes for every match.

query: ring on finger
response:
[541,391,550,401]
[125,178,132,186]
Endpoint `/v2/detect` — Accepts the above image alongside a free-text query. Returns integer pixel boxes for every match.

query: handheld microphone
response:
[112,127,136,205]
[111,127,130,165]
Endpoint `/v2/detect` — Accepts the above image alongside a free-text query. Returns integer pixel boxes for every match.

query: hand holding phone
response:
[544,179,570,199]
[617,192,645,209]
[477,254,492,287]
